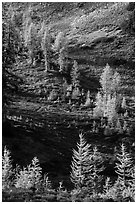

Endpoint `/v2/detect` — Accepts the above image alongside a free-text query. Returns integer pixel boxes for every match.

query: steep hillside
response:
[2,2,135,191]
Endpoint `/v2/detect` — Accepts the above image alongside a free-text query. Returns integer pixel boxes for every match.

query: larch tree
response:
[25,22,38,65]
[121,96,127,109]
[93,92,104,117]
[53,31,66,52]
[94,63,121,122]
[70,133,92,189]
[58,47,67,73]
[84,90,91,107]
[53,31,68,73]
[88,146,105,195]
[100,63,113,98]
[2,146,13,190]
[115,143,133,187]
[111,71,121,95]
[15,157,42,189]
[105,94,117,123]
[41,27,51,72]
[71,60,80,88]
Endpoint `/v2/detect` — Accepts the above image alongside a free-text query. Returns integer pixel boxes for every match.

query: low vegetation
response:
[2,136,135,202]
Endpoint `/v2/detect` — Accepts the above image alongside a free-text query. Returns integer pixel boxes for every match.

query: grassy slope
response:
[9,2,135,96]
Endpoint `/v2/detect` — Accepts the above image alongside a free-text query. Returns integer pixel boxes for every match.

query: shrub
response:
[2,146,14,190]
[15,157,42,189]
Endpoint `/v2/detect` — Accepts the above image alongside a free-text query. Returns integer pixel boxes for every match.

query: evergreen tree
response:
[25,22,38,65]
[115,118,123,134]
[41,27,51,71]
[105,94,117,122]
[102,177,112,199]
[84,90,91,107]
[94,64,121,122]
[70,133,92,189]
[58,47,66,73]
[123,120,128,132]
[53,31,66,51]
[71,60,80,88]
[115,144,133,187]
[42,173,52,190]
[104,125,112,136]
[88,146,105,195]
[15,157,42,189]
[22,6,40,65]
[100,63,113,98]
[38,20,46,39]
[121,96,127,109]
[93,92,104,117]
[111,71,121,95]
[23,5,32,46]
[2,146,13,189]
[71,86,81,101]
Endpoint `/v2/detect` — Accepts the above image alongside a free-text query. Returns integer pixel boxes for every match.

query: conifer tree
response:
[106,95,117,123]
[104,125,112,136]
[71,60,80,88]
[100,63,113,98]
[123,120,128,132]
[41,27,51,72]
[84,90,91,107]
[115,118,123,134]
[71,86,81,101]
[88,146,105,195]
[121,96,127,109]
[23,6,32,46]
[58,47,66,73]
[115,144,133,187]
[38,20,46,39]
[22,6,39,65]
[111,71,121,95]
[93,92,104,117]
[70,133,92,189]
[15,157,42,189]
[94,64,121,122]
[26,22,38,65]
[102,177,112,199]
[3,4,21,64]
[42,173,52,190]
[2,146,13,189]
[53,31,66,51]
